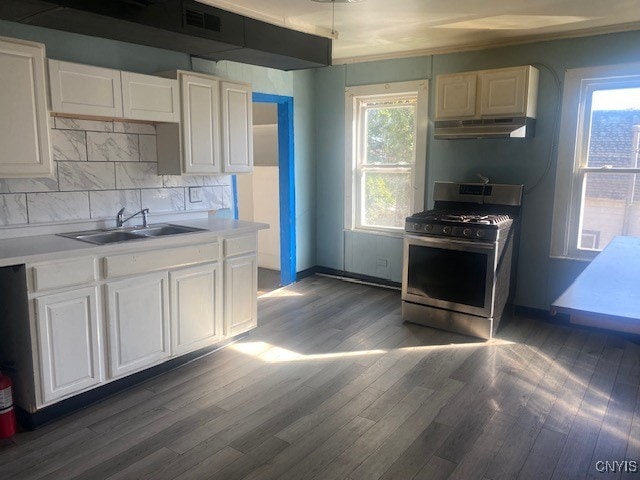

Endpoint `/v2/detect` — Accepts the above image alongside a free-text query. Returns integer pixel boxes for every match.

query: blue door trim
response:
[251,92,296,286]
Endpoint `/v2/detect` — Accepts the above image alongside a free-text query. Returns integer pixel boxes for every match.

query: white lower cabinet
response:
[34,287,102,404]
[170,263,222,355]
[224,254,258,336]
[105,272,170,379]
[8,232,260,414]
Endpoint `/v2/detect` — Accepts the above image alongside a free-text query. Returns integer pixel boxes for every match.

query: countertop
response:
[552,236,640,323]
[0,218,268,268]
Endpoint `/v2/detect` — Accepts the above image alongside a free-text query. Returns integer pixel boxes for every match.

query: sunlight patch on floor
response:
[230,338,514,363]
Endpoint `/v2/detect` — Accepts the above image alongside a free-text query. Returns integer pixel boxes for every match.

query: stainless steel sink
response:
[130,225,204,237]
[58,224,207,245]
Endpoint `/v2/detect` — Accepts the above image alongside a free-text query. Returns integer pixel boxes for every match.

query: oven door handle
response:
[404,234,495,250]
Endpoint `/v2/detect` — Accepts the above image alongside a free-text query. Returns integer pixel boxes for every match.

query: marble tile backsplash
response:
[0,118,232,227]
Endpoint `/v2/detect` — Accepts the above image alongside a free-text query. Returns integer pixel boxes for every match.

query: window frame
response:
[344,80,428,235]
[551,63,640,260]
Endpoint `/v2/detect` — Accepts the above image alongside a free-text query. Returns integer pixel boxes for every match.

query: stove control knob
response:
[442,226,452,235]
[414,223,422,231]
[424,224,433,232]
[463,228,472,237]
[476,230,485,238]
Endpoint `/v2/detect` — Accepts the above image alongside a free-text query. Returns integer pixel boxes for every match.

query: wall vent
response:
[184,8,221,32]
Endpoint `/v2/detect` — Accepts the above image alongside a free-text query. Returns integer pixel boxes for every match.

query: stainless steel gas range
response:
[402,181,523,339]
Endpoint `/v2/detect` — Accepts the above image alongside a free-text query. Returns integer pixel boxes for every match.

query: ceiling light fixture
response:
[311,0,363,39]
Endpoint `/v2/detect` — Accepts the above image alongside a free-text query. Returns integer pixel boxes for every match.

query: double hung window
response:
[552,64,640,258]
[345,81,428,233]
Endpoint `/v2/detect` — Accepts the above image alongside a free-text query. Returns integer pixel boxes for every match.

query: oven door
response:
[402,234,497,317]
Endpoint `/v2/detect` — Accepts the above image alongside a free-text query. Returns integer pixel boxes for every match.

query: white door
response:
[479,67,528,117]
[170,263,222,355]
[435,73,477,119]
[48,59,123,117]
[121,72,179,122]
[181,73,221,174]
[221,81,253,173]
[224,254,258,336]
[105,272,170,379]
[0,37,52,178]
[35,287,102,404]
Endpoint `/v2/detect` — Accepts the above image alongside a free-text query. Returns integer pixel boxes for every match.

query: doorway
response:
[234,93,296,288]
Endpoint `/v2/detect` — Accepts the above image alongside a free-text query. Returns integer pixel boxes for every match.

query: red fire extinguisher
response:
[0,371,17,438]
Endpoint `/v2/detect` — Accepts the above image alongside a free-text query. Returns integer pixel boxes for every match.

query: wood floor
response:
[2,275,640,480]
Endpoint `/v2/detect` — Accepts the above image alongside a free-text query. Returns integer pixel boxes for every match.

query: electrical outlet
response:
[189,187,203,203]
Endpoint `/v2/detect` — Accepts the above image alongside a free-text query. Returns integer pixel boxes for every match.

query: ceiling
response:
[198,0,640,63]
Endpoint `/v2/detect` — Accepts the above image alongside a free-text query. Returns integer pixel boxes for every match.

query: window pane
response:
[362,171,411,228]
[364,102,416,165]
[579,172,640,250]
[587,89,640,169]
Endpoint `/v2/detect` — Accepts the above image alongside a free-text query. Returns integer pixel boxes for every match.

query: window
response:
[345,81,428,233]
[551,64,640,259]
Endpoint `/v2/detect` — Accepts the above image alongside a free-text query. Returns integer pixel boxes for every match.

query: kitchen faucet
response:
[116,207,149,228]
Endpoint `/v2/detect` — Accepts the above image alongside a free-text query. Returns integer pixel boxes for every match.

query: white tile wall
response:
[27,192,90,223]
[51,130,87,161]
[141,188,185,213]
[0,194,28,225]
[0,120,231,226]
[58,161,116,191]
[87,132,139,162]
[90,189,141,219]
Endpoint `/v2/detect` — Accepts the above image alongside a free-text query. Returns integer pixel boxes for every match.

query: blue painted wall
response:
[314,30,640,310]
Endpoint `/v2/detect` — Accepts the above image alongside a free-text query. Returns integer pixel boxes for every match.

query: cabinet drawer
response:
[31,257,97,293]
[224,234,257,257]
[104,242,219,279]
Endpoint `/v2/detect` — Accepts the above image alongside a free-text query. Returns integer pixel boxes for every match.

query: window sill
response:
[346,228,405,239]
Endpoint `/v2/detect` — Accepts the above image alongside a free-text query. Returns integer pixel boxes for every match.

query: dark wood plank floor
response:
[2,275,640,480]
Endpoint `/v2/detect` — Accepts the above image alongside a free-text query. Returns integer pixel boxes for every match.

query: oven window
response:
[407,245,488,308]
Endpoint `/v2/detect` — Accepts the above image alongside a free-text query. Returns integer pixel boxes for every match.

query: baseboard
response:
[301,266,401,290]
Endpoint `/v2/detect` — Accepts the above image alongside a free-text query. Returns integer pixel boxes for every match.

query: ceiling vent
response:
[0,0,332,70]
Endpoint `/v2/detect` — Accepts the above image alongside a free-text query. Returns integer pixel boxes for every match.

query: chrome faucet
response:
[116,207,149,228]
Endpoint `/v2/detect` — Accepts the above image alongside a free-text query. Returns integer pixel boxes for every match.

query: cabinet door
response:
[221,81,253,173]
[106,272,170,379]
[121,72,179,122]
[35,287,102,405]
[479,67,528,117]
[224,254,258,336]
[435,73,477,119]
[170,263,222,355]
[181,73,221,174]
[49,59,123,117]
[0,37,52,178]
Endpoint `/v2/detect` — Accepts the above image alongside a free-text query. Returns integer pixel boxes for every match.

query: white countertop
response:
[0,218,268,268]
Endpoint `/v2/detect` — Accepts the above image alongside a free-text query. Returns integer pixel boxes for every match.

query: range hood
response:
[434,116,536,139]
[0,0,332,70]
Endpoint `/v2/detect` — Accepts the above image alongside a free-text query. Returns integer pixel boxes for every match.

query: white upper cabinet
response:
[49,60,123,117]
[0,37,53,178]
[48,59,180,123]
[121,71,179,122]
[221,81,253,173]
[157,71,254,175]
[435,73,477,119]
[479,66,537,117]
[435,65,539,120]
[181,73,222,174]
